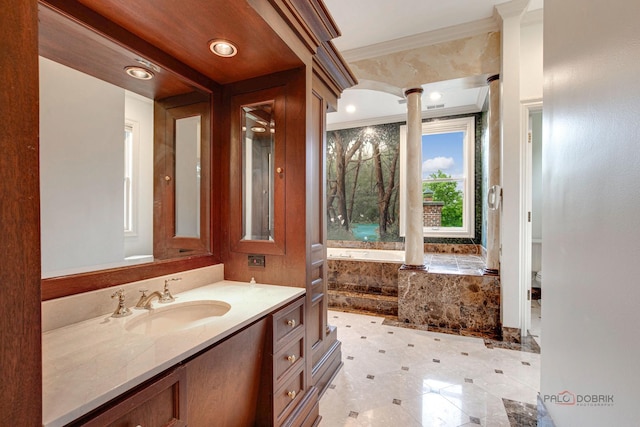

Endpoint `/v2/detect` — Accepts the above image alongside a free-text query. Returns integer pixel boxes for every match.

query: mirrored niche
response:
[230,86,285,255]
[242,102,275,241]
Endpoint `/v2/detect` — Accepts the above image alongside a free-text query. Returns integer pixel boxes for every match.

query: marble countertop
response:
[42,280,305,427]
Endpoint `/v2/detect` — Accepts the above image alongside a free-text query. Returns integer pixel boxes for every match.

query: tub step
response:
[327,281,398,297]
[328,289,398,317]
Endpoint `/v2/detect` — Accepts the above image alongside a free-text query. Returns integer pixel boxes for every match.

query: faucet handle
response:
[110,289,131,318]
[160,279,178,303]
[111,288,125,300]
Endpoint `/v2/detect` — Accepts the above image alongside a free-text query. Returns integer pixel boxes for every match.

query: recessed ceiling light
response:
[250,126,266,133]
[124,66,154,80]
[429,91,442,101]
[209,39,238,57]
[345,104,356,113]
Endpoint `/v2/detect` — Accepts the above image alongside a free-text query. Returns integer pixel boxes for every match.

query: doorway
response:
[521,100,543,346]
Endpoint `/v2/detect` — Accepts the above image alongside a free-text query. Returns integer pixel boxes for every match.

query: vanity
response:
[43,278,309,426]
[0,0,357,425]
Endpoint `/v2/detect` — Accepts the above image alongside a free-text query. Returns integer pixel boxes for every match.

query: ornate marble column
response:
[484,74,501,276]
[402,88,426,270]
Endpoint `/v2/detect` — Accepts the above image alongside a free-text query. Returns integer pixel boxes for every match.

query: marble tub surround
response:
[398,269,500,338]
[42,263,224,332]
[328,258,400,316]
[328,252,488,322]
[328,259,399,296]
[330,291,398,316]
[42,279,304,427]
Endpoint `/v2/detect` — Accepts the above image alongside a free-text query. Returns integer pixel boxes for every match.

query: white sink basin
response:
[125,300,231,335]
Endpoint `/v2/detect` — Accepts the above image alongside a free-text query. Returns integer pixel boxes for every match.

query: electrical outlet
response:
[248,255,265,267]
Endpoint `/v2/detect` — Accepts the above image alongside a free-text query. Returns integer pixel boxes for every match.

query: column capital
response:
[404,87,424,97]
[494,0,530,21]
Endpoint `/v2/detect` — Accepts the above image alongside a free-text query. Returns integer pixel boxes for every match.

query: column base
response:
[483,267,499,276]
[400,264,427,271]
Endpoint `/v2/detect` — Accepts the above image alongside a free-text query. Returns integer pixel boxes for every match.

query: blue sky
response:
[421,131,464,179]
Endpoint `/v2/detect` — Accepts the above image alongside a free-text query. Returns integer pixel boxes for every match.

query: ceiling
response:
[40,0,303,98]
[323,0,543,129]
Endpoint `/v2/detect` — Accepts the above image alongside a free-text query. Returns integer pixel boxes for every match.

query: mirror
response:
[38,4,213,291]
[242,102,275,241]
[230,87,285,255]
[39,58,157,278]
[175,116,202,238]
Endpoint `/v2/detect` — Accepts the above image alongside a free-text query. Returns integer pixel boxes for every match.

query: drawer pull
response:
[286,319,296,327]
[287,390,296,400]
[287,354,296,363]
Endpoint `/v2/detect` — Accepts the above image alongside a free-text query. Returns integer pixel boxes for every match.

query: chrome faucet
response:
[135,289,164,310]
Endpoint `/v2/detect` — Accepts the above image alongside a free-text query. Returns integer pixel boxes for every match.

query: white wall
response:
[40,57,125,277]
[531,110,542,242]
[542,1,640,425]
[520,16,543,101]
[500,8,544,330]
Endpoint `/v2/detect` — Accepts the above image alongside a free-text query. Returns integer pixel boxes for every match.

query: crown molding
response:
[495,0,530,20]
[341,16,500,63]
[327,103,484,131]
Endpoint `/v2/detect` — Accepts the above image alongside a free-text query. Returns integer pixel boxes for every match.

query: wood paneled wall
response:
[0,0,42,423]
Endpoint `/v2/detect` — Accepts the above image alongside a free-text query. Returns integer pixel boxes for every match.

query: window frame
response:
[399,116,475,238]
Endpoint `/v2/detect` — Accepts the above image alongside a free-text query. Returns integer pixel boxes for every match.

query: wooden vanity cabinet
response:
[185,316,268,426]
[71,366,187,427]
[257,296,320,427]
[69,297,312,427]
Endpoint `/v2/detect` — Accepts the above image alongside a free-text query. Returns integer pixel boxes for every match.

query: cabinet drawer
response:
[274,368,304,422]
[75,366,186,427]
[273,297,304,348]
[282,386,319,427]
[274,335,304,383]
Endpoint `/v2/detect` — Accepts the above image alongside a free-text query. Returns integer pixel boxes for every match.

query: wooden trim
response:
[42,255,217,301]
[154,98,211,259]
[268,0,341,52]
[229,85,287,255]
[0,1,42,424]
[312,41,358,97]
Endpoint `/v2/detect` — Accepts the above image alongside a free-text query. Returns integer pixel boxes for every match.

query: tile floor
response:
[319,310,541,426]
[530,299,542,348]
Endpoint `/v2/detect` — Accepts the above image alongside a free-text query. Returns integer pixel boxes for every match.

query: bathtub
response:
[326,247,404,263]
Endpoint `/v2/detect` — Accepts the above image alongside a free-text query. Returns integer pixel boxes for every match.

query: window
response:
[124,120,139,235]
[400,116,475,238]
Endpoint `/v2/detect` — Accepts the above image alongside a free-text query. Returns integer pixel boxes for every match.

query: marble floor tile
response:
[321,310,541,426]
[529,300,542,348]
